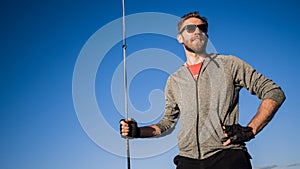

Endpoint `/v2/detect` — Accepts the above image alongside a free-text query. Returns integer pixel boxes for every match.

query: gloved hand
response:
[120,119,140,138]
[222,124,255,144]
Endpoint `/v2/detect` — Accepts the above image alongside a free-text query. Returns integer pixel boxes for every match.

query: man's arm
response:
[120,76,180,138]
[139,125,161,137]
[230,56,286,133]
[223,98,283,146]
[248,98,281,135]
[222,56,286,146]
[120,119,161,138]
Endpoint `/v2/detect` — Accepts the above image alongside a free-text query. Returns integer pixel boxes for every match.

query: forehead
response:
[182,17,204,26]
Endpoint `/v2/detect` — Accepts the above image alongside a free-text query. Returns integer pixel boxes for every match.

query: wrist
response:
[139,126,157,138]
[247,123,257,135]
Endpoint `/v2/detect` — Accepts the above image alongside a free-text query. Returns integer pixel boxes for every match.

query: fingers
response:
[222,126,228,137]
[222,139,231,146]
[222,125,230,146]
[120,119,131,137]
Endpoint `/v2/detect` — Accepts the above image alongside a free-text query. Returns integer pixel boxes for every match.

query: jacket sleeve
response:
[155,76,180,134]
[230,56,286,105]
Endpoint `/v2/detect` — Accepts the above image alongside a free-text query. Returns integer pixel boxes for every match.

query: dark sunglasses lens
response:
[198,25,207,33]
[186,25,197,33]
[185,25,207,33]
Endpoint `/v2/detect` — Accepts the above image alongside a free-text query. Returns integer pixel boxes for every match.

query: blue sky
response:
[1,0,300,169]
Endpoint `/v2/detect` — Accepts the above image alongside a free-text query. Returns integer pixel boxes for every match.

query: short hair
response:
[177,11,208,33]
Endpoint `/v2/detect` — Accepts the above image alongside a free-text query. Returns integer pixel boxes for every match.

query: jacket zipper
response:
[185,64,202,159]
[195,80,201,159]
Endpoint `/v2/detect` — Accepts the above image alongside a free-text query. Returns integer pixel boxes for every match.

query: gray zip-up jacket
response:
[155,54,285,159]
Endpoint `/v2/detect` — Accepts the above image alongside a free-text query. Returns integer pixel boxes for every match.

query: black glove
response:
[222,124,255,144]
[120,119,140,138]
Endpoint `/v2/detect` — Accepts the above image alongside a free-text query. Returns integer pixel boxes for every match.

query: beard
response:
[183,43,205,54]
[183,35,208,54]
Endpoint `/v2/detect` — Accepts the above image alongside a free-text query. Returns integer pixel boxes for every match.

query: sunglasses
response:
[179,24,208,34]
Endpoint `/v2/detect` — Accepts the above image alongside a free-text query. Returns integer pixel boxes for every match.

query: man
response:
[120,11,285,169]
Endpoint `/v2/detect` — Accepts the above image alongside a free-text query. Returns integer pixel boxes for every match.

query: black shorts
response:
[173,149,252,169]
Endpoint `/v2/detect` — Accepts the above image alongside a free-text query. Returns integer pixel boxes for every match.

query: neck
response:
[185,50,207,65]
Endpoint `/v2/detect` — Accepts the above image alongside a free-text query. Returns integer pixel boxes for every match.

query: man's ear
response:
[177,34,183,44]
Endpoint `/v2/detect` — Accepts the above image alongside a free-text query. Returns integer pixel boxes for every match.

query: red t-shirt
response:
[186,62,203,80]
